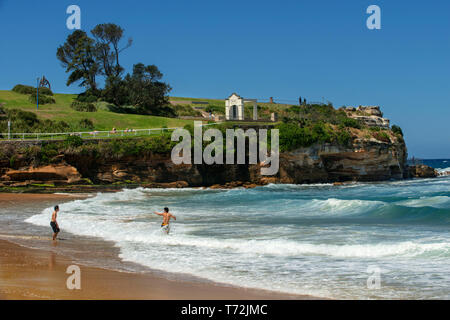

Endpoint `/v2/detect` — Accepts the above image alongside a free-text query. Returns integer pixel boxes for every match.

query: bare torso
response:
[162,212,173,225]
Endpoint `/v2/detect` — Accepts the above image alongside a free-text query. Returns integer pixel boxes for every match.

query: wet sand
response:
[0,193,315,300]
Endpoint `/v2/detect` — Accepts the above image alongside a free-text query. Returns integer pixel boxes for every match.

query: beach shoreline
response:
[0,193,316,300]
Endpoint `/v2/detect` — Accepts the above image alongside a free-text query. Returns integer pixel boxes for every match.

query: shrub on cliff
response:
[77,118,95,130]
[373,131,391,143]
[335,129,352,146]
[95,134,176,158]
[35,142,60,165]
[277,123,330,151]
[277,122,357,151]
[141,133,176,153]
[65,135,84,148]
[392,125,403,137]
[339,117,361,129]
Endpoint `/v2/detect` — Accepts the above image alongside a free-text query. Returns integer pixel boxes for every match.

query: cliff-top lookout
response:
[341,105,390,129]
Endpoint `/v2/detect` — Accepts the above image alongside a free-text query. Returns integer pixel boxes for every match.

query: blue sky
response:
[0,0,449,158]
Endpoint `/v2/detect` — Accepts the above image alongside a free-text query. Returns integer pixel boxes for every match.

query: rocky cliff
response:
[0,133,410,191]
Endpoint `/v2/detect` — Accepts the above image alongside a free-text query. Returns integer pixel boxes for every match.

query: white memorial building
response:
[225,93,258,121]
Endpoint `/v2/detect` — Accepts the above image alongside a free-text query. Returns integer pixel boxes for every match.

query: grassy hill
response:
[169,96,294,121]
[0,90,194,132]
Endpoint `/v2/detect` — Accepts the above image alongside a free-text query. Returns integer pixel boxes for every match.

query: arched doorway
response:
[232,105,237,119]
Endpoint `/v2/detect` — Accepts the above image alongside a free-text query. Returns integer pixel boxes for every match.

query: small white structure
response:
[225,93,258,121]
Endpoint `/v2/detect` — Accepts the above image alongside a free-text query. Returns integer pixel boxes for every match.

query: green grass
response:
[0,90,194,131]
[0,90,309,134]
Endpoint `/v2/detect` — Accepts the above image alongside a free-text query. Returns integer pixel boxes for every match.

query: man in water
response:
[153,207,176,234]
[50,205,60,241]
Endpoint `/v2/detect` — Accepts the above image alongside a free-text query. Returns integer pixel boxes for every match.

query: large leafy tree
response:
[91,23,132,78]
[56,30,99,92]
[57,24,172,115]
[124,63,172,115]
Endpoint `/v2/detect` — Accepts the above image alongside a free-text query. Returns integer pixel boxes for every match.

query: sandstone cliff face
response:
[273,139,407,184]
[0,136,409,188]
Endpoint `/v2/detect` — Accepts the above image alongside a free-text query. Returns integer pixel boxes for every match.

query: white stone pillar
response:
[253,102,258,121]
[238,99,244,120]
[225,100,230,120]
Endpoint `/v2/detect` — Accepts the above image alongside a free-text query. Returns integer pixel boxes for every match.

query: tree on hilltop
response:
[56,30,100,92]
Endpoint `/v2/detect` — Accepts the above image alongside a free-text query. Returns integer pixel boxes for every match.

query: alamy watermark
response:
[66,5,81,30]
[366,5,381,30]
[66,265,81,290]
[171,122,279,176]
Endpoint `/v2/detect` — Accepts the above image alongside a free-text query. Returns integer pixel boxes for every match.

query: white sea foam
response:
[24,183,450,299]
[25,200,448,260]
[396,196,450,209]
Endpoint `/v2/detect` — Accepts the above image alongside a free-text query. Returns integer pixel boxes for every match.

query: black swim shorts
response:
[50,221,60,233]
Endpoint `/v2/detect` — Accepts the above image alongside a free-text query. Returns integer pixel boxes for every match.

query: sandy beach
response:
[0,193,313,300]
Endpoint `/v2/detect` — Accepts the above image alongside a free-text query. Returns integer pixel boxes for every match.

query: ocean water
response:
[423,159,450,174]
[25,160,450,299]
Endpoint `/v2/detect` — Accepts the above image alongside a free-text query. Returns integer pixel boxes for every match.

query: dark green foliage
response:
[39,119,71,133]
[57,24,171,117]
[391,125,403,137]
[276,122,354,151]
[65,135,84,148]
[277,123,311,151]
[13,84,53,97]
[57,30,99,91]
[76,90,99,103]
[101,63,172,116]
[91,23,132,78]
[286,104,363,131]
[71,101,97,112]
[122,63,172,115]
[290,105,301,113]
[29,92,55,104]
[183,124,195,136]
[37,142,60,164]
[335,129,352,146]
[373,131,391,143]
[339,117,361,129]
[77,118,95,130]
[277,122,333,151]
[0,108,90,133]
[12,84,35,95]
[5,109,39,127]
[95,134,176,158]
[140,133,176,153]
[39,87,53,96]
[102,75,128,106]
[310,122,332,143]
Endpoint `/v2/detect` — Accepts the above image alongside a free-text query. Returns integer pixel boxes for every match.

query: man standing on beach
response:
[50,205,60,241]
[153,207,176,234]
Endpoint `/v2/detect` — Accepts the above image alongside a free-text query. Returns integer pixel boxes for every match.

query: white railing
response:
[0,123,218,141]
